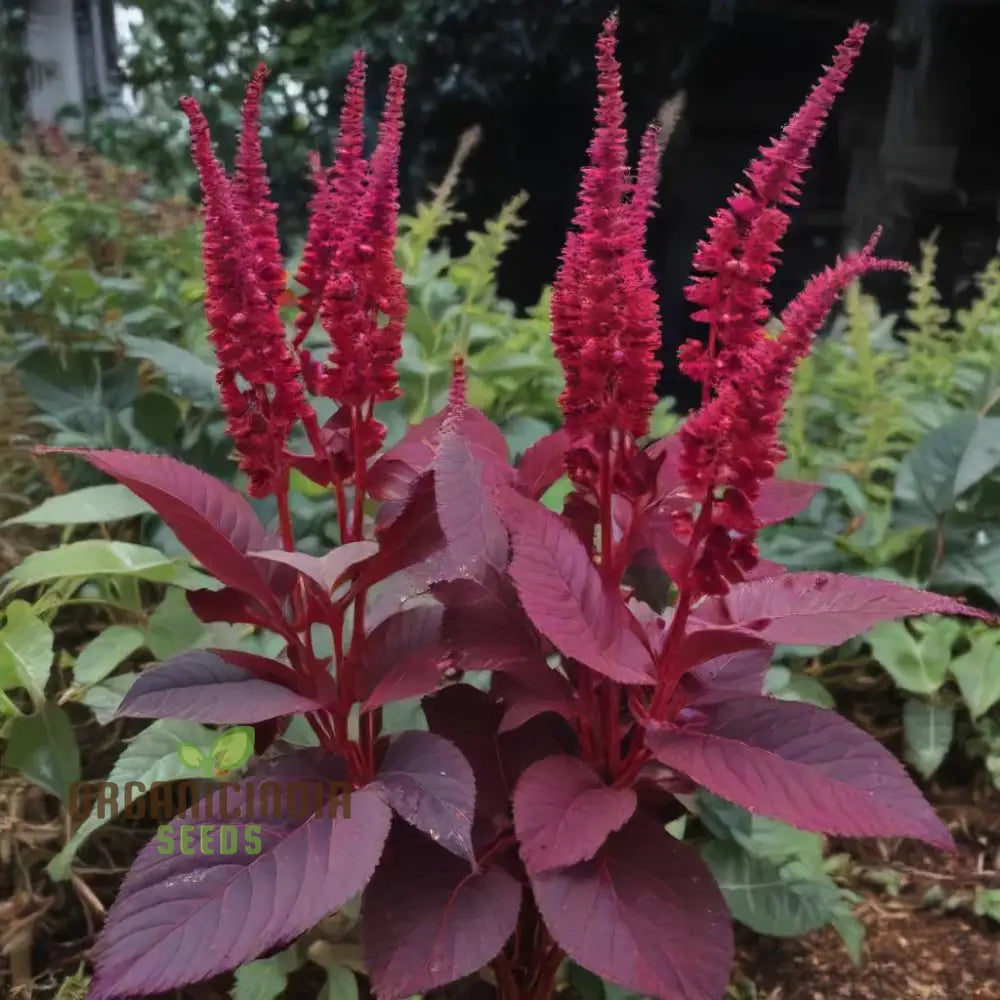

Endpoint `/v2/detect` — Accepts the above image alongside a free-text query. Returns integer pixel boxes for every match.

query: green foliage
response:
[696,794,863,959]
[391,170,563,447]
[769,239,1000,786]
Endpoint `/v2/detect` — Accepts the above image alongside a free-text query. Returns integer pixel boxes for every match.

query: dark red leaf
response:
[362,822,521,1000]
[645,433,685,499]
[423,686,509,823]
[498,711,578,789]
[433,576,553,685]
[359,605,452,709]
[671,627,771,675]
[367,406,509,502]
[115,650,328,723]
[366,473,448,588]
[51,450,278,609]
[513,755,636,873]
[530,813,732,999]
[88,754,391,1000]
[515,428,569,499]
[186,587,280,633]
[689,647,774,701]
[645,696,953,848]
[372,731,476,863]
[432,428,509,579]
[496,487,655,684]
[753,479,823,525]
[700,572,990,646]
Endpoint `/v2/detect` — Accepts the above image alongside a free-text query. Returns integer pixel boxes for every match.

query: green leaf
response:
[119,334,220,408]
[53,968,91,1000]
[931,524,1000,604]
[3,485,153,525]
[72,625,145,686]
[5,705,80,803]
[319,966,360,1000]
[47,719,215,880]
[972,887,1000,923]
[502,415,551,457]
[540,475,572,513]
[902,698,954,779]
[955,417,1000,496]
[231,945,303,1000]
[765,665,835,708]
[701,839,841,937]
[832,908,866,965]
[2,540,198,592]
[894,415,1000,526]
[949,631,1000,719]
[866,621,949,695]
[0,600,54,707]
[142,588,250,660]
[81,672,138,724]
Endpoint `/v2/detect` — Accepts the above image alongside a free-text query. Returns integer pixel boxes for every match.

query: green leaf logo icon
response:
[209,726,255,776]
[177,743,206,770]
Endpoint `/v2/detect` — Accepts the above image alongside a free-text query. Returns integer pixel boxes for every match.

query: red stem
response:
[276,473,295,552]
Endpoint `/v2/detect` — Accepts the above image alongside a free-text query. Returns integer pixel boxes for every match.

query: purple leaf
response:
[432,428,509,578]
[423,686,509,823]
[753,479,823,525]
[672,627,771,675]
[89,754,391,1000]
[186,587,280,633]
[250,541,378,592]
[513,755,636,873]
[367,406,509,503]
[50,449,277,609]
[645,696,954,848]
[515,428,569,499]
[496,487,656,684]
[366,474,449,588]
[372,731,476,863]
[530,814,732,1000]
[359,605,453,709]
[362,822,521,1000]
[689,647,774,702]
[115,650,328,723]
[702,572,991,646]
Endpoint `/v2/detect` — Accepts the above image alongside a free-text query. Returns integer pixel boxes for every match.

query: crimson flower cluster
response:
[551,19,662,448]
[181,54,406,507]
[674,23,907,594]
[69,17,994,1000]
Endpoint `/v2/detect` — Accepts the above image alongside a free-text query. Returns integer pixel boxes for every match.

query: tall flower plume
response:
[293,50,368,353]
[676,22,907,595]
[180,74,313,499]
[319,63,407,410]
[551,15,663,445]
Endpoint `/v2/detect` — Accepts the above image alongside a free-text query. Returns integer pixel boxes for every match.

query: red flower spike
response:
[448,355,467,409]
[233,64,285,309]
[674,24,910,595]
[320,64,407,409]
[181,94,313,499]
[550,15,663,447]
[294,52,368,349]
[682,22,870,393]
